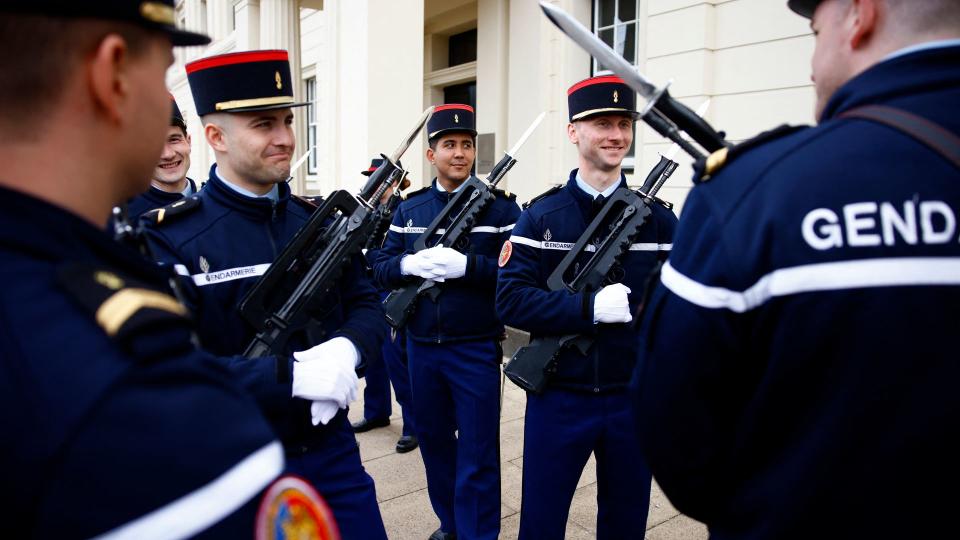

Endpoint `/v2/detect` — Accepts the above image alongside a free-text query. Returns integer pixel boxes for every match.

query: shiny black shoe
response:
[395,435,419,454]
[351,416,390,433]
[428,528,456,540]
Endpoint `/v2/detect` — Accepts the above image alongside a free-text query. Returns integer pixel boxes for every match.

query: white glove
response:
[310,399,341,426]
[291,337,360,409]
[593,283,633,324]
[420,245,467,280]
[400,251,446,281]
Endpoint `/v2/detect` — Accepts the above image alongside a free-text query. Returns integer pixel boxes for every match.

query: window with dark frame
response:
[593,0,639,73]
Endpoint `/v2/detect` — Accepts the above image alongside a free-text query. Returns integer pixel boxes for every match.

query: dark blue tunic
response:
[0,186,284,538]
[373,178,521,343]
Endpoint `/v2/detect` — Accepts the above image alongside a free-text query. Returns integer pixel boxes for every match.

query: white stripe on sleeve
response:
[661,257,960,313]
[508,235,541,249]
[94,441,284,540]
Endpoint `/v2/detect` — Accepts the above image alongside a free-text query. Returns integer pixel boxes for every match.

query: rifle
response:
[502,151,682,394]
[382,112,546,329]
[238,107,433,358]
[365,178,407,251]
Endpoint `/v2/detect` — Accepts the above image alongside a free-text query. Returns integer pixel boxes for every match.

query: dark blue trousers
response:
[519,389,651,540]
[407,338,501,540]
[363,326,416,436]
[286,410,388,540]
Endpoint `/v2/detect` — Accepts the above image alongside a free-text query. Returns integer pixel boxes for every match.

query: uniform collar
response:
[431,177,470,202]
[205,164,290,219]
[881,39,960,63]
[145,177,197,205]
[820,44,960,121]
[575,171,621,199]
[182,177,197,197]
[434,177,467,193]
[566,168,627,220]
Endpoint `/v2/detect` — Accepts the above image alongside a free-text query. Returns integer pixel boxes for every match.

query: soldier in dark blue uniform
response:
[632,1,960,538]
[0,2,337,538]
[354,157,420,454]
[125,96,198,220]
[496,76,677,539]
[374,105,521,540]
[142,50,388,539]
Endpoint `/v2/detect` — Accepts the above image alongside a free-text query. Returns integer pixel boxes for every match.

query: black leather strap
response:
[840,105,960,170]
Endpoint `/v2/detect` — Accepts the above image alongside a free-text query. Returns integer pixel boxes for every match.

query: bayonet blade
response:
[507,111,546,157]
[539,1,661,105]
[389,106,435,164]
[290,147,313,176]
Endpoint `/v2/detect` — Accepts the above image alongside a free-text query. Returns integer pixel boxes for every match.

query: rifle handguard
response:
[239,190,372,358]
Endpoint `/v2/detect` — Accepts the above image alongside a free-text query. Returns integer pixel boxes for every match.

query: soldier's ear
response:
[87,34,134,126]
[204,122,227,152]
[426,146,436,164]
[567,122,579,145]
[848,0,878,49]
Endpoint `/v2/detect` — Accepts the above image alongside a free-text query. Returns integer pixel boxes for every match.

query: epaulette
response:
[291,194,321,211]
[56,262,193,357]
[140,194,201,227]
[491,187,517,200]
[695,124,807,183]
[403,186,431,199]
[522,184,562,209]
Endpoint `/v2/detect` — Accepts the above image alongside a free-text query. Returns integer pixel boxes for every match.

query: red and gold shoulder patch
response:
[498,240,513,268]
[256,476,340,540]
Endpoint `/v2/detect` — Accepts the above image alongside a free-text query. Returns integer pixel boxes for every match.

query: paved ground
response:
[348,371,709,540]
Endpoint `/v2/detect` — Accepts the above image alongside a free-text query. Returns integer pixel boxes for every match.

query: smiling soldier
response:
[496,75,678,540]
[374,104,521,540]
[122,96,197,221]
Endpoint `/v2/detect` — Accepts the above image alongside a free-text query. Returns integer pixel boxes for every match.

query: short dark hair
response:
[172,119,188,136]
[0,14,154,134]
[428,132,477,151]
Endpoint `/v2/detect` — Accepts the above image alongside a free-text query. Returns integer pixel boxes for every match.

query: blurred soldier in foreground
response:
[0,2,336,538]
[632,1,960,538]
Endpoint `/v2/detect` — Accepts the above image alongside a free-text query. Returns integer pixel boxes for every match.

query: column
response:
[477,0,509,178]
[234,0,261,51]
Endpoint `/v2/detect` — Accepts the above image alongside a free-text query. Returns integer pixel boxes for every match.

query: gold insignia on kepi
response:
[276,71,283,90]
[613,90,619,103]
[256,476,340,540]
[140,1,175,25]
[454,114,460,123]
[95,271,124,291]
